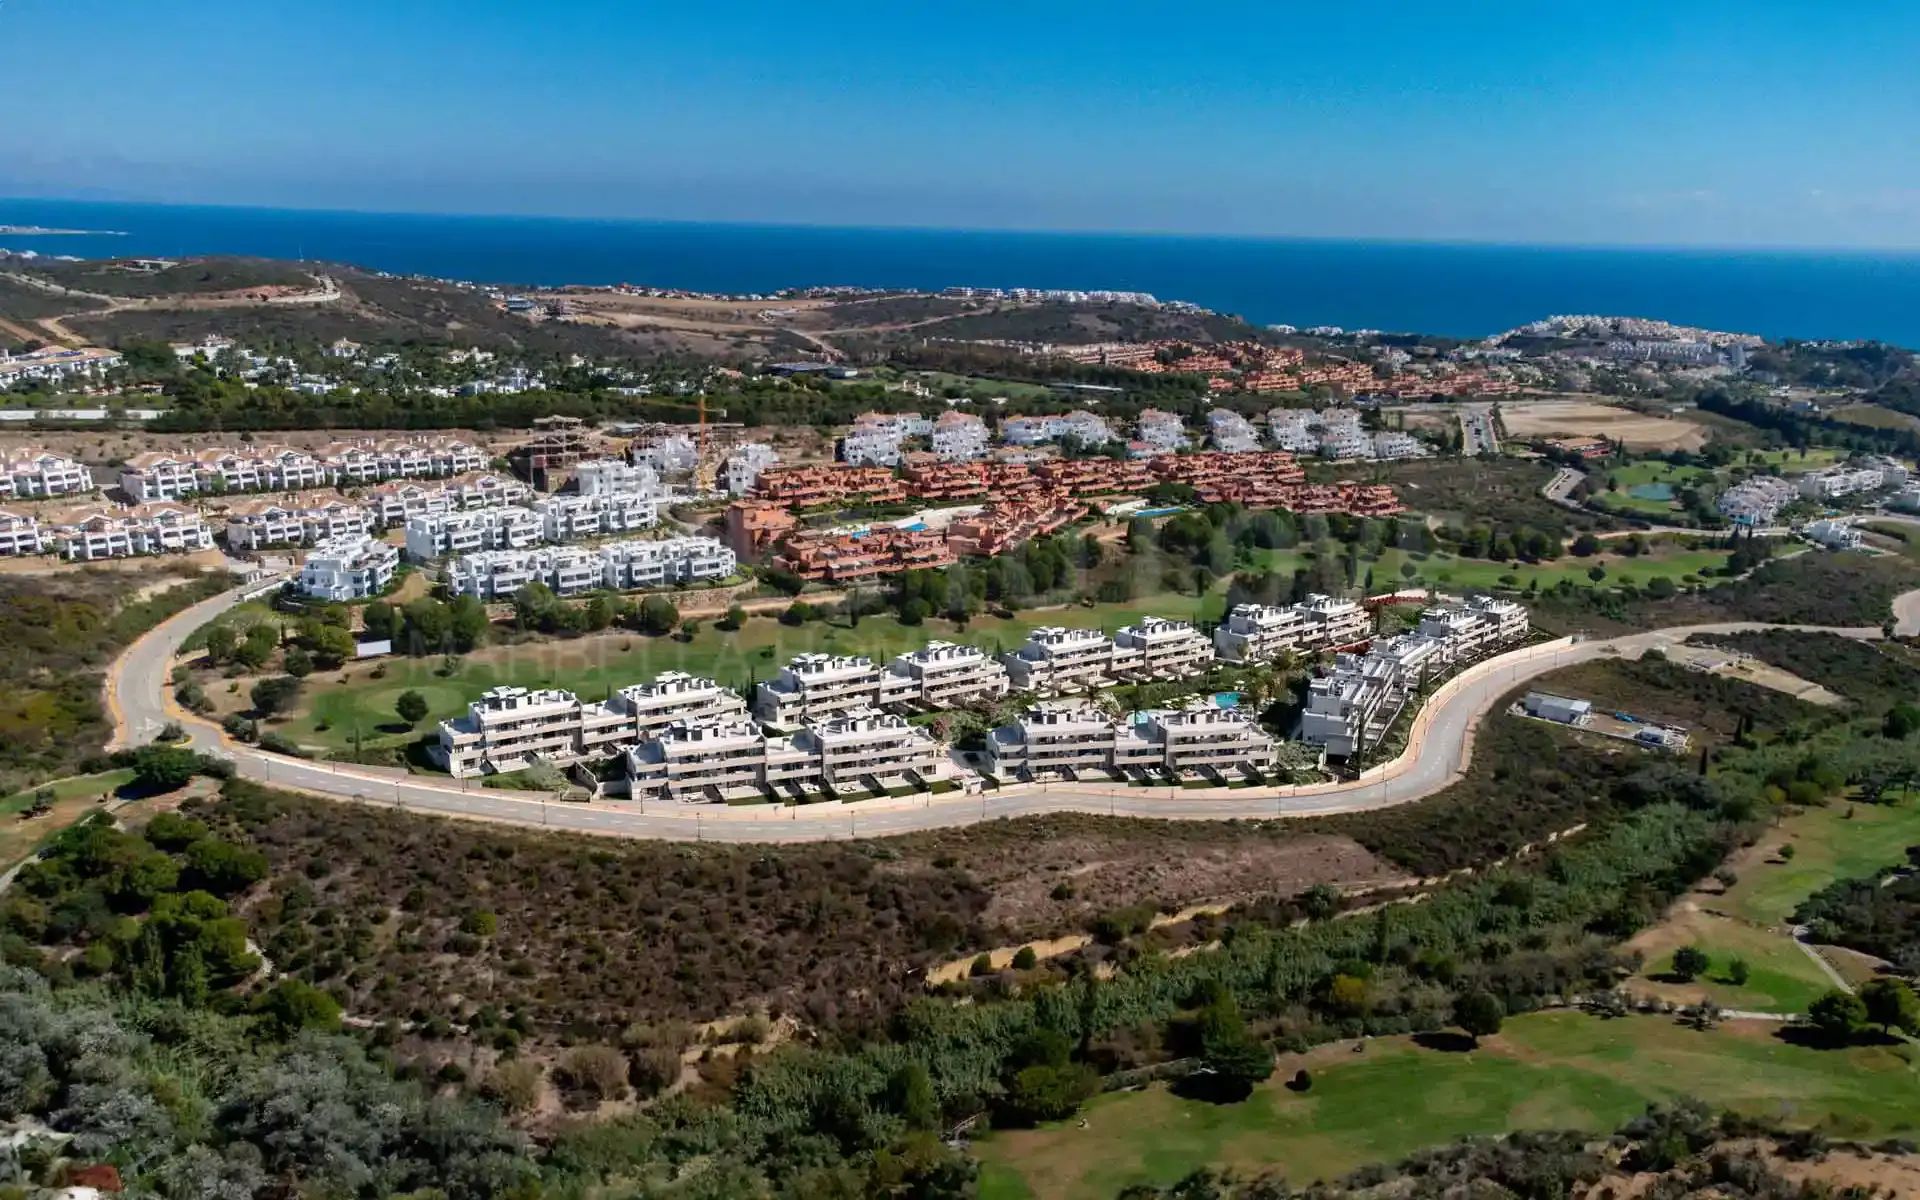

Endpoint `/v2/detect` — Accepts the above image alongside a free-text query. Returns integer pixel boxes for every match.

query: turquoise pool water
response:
[1626,483,1675,501]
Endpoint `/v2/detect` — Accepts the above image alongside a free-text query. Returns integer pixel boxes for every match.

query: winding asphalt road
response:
[110,579,1919,844]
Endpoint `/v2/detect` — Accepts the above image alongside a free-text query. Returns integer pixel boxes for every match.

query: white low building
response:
[404,506,542,560]
[599,537,735,588]
[1799,466,1885,500]
[437,674,747,778]
[443,536,734,598]
[51,503,214,561]
[0,448,95,500]
[298,535,400,601]
[0,508,53,556]
[224,495,372,551]
[883,641,1011,709]
[1716,476,1798,526]
[534,490,661,542]
[1207,409,1262,453]
[363,472,532,527]
[988,699,1276,780]
[1000,626,1145,694]
[755,653,886,725]
[625,705,943,801]
[573,458,662,497]
[722,443,778,495]
[1805,518,1863,550]
[1113,616,1216,680]
[1213,594,1372,664]
[931,412,991,462]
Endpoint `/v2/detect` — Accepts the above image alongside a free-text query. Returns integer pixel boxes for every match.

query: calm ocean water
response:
[6,198,1920,345]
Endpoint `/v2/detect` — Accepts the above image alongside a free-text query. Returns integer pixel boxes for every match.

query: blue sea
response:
[6,197,1920,346]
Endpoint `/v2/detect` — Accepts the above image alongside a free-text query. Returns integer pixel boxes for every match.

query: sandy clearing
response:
[1499,400,1706,451]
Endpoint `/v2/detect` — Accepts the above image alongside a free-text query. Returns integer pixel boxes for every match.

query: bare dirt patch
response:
[1500,400,1707,451]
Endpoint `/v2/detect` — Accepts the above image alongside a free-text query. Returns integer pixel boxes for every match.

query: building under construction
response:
[508,416,605,491]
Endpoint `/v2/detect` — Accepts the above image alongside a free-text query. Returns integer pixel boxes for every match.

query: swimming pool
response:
[1212,692,1241,709]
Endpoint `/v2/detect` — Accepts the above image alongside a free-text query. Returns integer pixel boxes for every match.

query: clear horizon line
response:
[8,193,1920,258]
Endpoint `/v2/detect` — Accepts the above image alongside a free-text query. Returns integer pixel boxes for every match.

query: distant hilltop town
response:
[1490,314,1767,348]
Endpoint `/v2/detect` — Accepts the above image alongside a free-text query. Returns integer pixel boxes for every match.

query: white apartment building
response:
[1372,431,1429,460]
[755,653,885,725]
[364,473,532,527]
[223,495,371,551]
[322,438,488,484]
[1891,483,1920,512]
[404,506,541,560]
[1136,409,1188,452]
[599,537,735,588]
[0,509,53,556]
[987,700,1276,780]
[1001,411,1114,446]
[1799,466,1885,500]
[1715,476,1797,526]
[625,716,817,801]
[298,535,400,601]
[1805,518,1863,550]
[931,412,990,462]
[574,458,662,497]
[883,641,1011,710]
[1000,626,1144,694]
[1212,594,1373,664]
[842,413,924,467]
[722,443,778,495]
[534,490,661,542]
[52,503,215,561]
[0,346,122,387]
[802,706,943,791]
[121,441,486,502]
[1267,408,1381,459]
[1113,616,1216,680]
[444,536,734,599]
[118,453,201,502]
[1207,409,1262,453]
[0,449,95,500]
[1299,598,1530,757]
[437,674,748,778]
[632,433,698,474]
[1116,705,1278,776]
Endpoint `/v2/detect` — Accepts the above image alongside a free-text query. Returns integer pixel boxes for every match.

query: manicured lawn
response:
[1725,800,1920,928]
[974,1012,1920,1199]
[1589,461,1713,516]
[283,591,1229,754]
[1245,544,1729,595]
[1647,924,1833,1015]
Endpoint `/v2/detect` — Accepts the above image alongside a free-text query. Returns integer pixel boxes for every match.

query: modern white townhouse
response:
[1212,594,1373,665]
[802,706,943,791]
[1115,705,1278,776]
[0,509,53,556]
[298,534,400,601]
[1299,598,1530,756]
[404,506,542,560]
[1372,431,1429,460]
[1207,408,1262,453]
[437,675,746,778]
[599,537,736,588]
[883,641,1011,710]
[0,346,122,387]
[534,490,661,542]
[447,546,601,599]
[322,438,488,484]
[987,699,1277,781]
[363,473,532,527]
[1001,410,1113,447]
[0,449,95,500]
[999,626,1145,694]
[722,443,778,495]
[1891,483,1920,512]
[1136,409,1188,453]
[1267,408,1387,459]
[841,412,929,467]
[443,536,733,598]
[931,412,991,462]
[1715,476,1798,526]
[187,447,330,495]
[574,458,663,497]
[755,653,886,725]
[625,716,814,801]
[1798,466,1886,500]
[1805,518,1863,550]
[51,503,214,561]
[118,452,201,502]
[223,495,372,551]
[1113,616,1216,680]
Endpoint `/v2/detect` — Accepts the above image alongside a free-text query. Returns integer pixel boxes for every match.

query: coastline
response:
[0,226,127,236]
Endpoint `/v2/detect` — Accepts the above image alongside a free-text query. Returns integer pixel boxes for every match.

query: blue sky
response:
[4,0,1918,246]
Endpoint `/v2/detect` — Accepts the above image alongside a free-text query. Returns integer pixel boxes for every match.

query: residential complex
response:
[444,536,735,598]
[754,653,889,726]
[885,641,1012,709]
[722,443,779,495]
[770,523,956,583]
[51,503,214,561]
[986,699,1276,781]
[573,457,663,497]
[1136,409,1188,453]
[404,506,542,560]
[625,707,944,801]
[1000,626,1145,694]
[1805,518,1863,550]
[0,449,95,500]
[1112,616,1216,680]
[119,438,488,502]
[297,535,400,601]
[1001,410,1113,447]
[224,494,372,551]
[0,509,53,556]
[364,473,531,526]
[841,411,931,467]
[1798,465,1890,500]
[1715,476,1798,526]
[533,489,662,542]
[0,346,122,388]
[1207,408,1262,453]
[1213,594,1374,664]
[1299,596,1529,756]
[437,675,747,778]
[930,412,991,462]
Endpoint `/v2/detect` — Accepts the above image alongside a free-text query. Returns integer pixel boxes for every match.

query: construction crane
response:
[624,394,728,493]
